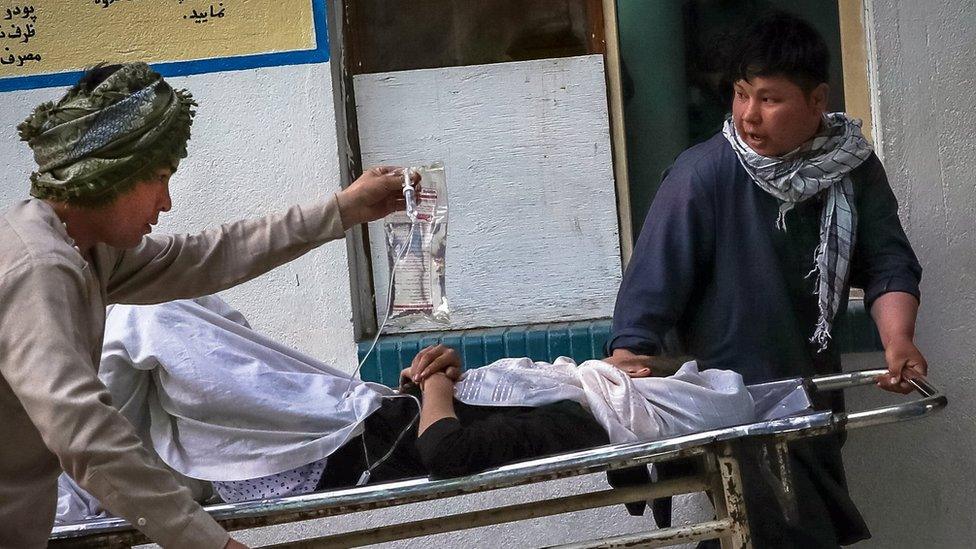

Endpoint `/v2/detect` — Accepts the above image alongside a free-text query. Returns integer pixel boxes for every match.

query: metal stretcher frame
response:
[49,368,946,548]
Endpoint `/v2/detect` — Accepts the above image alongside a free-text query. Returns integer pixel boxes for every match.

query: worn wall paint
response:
[0,0,314,72]
[355,55,622,333]
[0,63,358,372]
[841,1,976,547]
[0,0,314,78]
[0,0,329,92]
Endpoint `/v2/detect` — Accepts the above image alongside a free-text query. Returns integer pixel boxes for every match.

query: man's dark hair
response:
[729,11,829,93]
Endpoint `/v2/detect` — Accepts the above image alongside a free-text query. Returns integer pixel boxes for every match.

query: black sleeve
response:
[415,401,609,479]
[415,416,464,475]
[849,154,922,308]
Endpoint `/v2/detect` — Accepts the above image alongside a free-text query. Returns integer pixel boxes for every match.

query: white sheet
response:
[455,357,758,443]
[97,296,387,481]
[57,296,388,524]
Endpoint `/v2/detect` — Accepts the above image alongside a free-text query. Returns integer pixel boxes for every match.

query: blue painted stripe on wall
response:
[0,0,329,93]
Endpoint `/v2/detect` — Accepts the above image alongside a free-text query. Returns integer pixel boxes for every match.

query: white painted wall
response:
[355,55,622,333]
[840,1,976,547]
[0,63,359,371]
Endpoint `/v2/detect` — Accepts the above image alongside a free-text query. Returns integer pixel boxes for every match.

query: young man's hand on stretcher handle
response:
[604,349,689,379]
[872,291,929,394]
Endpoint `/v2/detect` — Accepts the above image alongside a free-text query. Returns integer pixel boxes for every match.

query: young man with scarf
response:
[607,12,924,548]
[0,63,415,548]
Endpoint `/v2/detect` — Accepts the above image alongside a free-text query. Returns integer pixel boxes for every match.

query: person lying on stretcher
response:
[56,296,802,523]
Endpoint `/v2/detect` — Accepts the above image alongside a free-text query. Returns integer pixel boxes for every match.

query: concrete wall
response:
[0,63,359,371]
[841,1,976,547]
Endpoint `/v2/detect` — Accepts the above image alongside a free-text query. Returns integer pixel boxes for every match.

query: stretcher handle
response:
[806,368,946,432]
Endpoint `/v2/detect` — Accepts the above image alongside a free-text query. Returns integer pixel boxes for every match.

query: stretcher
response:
[49,367,946,548]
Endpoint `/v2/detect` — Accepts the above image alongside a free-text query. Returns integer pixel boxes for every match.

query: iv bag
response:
[384,162,449,325]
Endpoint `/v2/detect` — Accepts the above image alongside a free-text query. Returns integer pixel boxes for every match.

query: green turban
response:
[17,62,196,206]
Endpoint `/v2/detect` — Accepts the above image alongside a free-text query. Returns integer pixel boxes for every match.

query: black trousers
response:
[315,396,426,490]
[697,435,868,549]
[317,395,609,490]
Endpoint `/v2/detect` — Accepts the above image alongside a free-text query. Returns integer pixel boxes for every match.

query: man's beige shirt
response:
[0,197,345,548]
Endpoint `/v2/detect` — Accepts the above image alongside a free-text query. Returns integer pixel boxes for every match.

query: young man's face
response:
[99,167,173,248]
[732,75,828,157]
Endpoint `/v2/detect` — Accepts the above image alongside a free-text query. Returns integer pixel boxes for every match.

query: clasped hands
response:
[400,344,462,391]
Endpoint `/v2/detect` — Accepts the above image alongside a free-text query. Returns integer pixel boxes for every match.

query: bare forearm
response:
[418,374,457,435]
[869,291,928,391]
[870,291,919,346]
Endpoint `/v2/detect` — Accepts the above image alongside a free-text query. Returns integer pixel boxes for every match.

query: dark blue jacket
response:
[609,133,921,546]
[610,133,921,384]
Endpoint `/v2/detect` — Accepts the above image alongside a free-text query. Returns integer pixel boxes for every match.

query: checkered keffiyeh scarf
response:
[722,113,873,350]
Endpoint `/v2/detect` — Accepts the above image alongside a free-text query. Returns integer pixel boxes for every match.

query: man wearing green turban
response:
[0,63,415,548]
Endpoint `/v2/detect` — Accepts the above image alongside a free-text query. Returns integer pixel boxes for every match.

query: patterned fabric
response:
[17,62,196,205]
[722,113,873,350]
[213,458,329,503]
